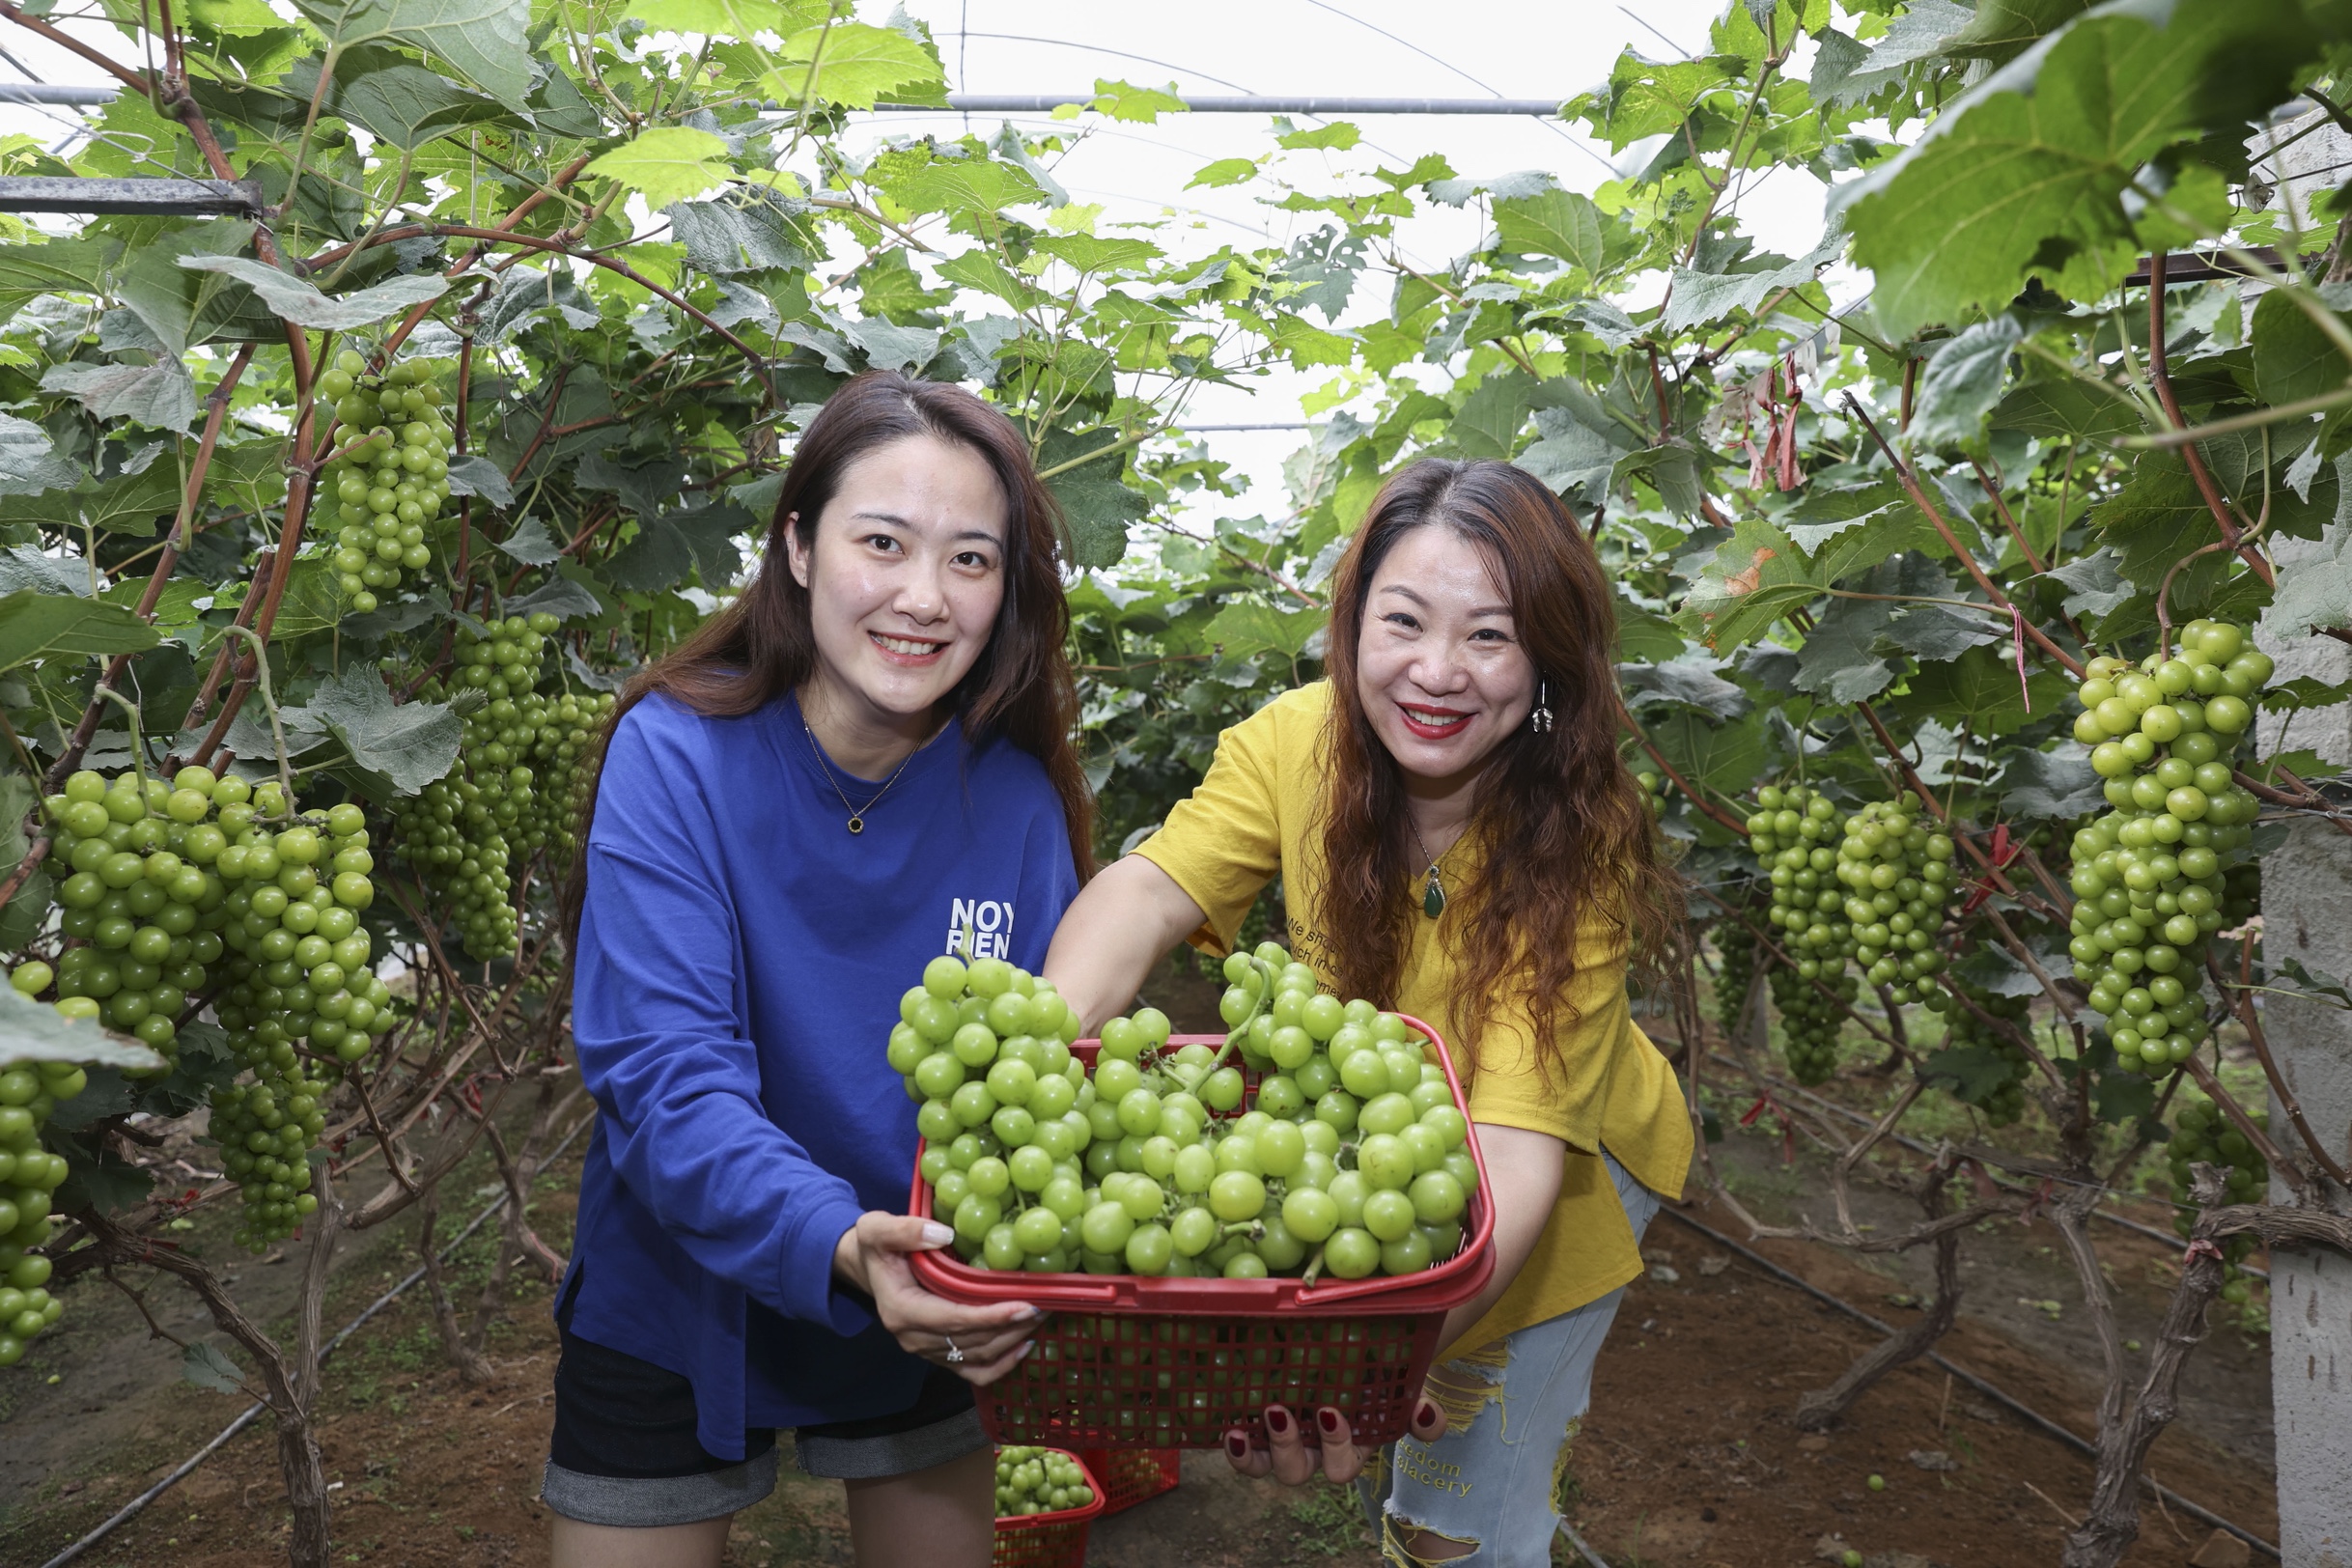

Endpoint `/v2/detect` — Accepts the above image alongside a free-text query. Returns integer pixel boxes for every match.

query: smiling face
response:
[1354,522,1539,795]
[786,432,1010,751]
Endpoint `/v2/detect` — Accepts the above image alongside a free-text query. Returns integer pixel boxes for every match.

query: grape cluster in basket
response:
[892,943,1476,1281]
[994,1446,1093,1517]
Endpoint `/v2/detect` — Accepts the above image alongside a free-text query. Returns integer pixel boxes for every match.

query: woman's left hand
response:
[1222,1395,1446,1485]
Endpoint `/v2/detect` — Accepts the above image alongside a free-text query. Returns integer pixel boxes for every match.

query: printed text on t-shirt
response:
[947,897,1016,959]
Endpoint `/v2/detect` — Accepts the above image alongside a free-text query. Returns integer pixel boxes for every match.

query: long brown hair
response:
[564,372,1095,944]
[1314,459,1680,1078]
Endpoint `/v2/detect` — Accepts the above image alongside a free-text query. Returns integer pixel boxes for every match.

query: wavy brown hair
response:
[1313,458,1681,1079]
[562,371,1095,946]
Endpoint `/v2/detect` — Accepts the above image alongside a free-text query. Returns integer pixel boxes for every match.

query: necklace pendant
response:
[1422,870,1445,920]
[847,816,864,835]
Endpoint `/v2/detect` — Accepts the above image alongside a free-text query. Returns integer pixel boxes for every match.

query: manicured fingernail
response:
[1017,1340,1033,1359]
[1267,1407,1289,1435]
[921,1221,954,1246]
[1016,1304,1043,1321]
[1318,1408,1340,1435]
[1226,1434,1247,1459]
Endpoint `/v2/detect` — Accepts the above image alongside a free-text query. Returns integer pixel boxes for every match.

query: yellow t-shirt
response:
[1134,682,1692,1356]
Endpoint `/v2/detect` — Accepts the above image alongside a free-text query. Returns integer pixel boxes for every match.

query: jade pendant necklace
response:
[1406,818,1451,919]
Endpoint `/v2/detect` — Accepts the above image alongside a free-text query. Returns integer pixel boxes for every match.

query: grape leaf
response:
[492,516,560,566]
[1845,0,2326,338]
[293,0,535,109]
[583,127,736,211]
[1050,472,1149,571]
[442,453,513,506]
[770,20,940,110]
[1998,745,2105,818]
[1640,706,1769,805]
[0,590,159,670]
[1618,659,1750,720]
[1989,377,2142,439]
[624,0,826,35]
[668,189,820,275]
[604,501,751,593]
[0,986,166,1069]
[283,666,462,798]
[1891,641,2068,732]
[2258,518,2352,642]
[182,1341,249,1396]
[1093,78,1188,124]
[2039,547,2136,616]
[333,62,517,149]
[1910,317,2024,444]
[0,414,84,496]
[2251,287,2352,408]
[1449,370,1535,461]
[40,360,197,432]
[1202,601,1326,659]
[1188,157,1259,189]
[1918,1042,2021,1102]
[507,574,605,624]
[1494,188,1608,271]
[176,256,450,330]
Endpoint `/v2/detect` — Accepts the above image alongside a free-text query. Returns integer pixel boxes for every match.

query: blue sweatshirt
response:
[562,690,1079,1459]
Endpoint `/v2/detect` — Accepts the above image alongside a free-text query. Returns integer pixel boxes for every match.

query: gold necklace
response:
[1406,818,1451,920]
[798,717,924,835]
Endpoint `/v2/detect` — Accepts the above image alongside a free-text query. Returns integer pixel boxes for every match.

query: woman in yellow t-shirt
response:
[1044,457,1688,1567]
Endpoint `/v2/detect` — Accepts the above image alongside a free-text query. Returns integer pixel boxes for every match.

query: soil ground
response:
[0,965,2281,1568]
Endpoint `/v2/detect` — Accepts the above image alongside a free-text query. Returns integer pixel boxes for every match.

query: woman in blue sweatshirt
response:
[546,372,1092,1567]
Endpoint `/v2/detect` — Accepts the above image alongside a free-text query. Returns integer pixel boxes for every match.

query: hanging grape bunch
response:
[314,351,456,614]
[1635,768,1667,817]
[1834,798,1955,1008]
[27,767,238,1072]
[208,788,396,1249]
[2064,619,2270,1076]
[518,688,615,864]
[898,944,1476,1281]
[1714,926,1758,1043]
[0,1053,83,1366]
[1767,963,1858,1086]
[1746,784,1855,981]
[389,614,560,959]
[1936,983,2032,1128]
[2165,1093,2269,1305]
[994,1447,1095,1518]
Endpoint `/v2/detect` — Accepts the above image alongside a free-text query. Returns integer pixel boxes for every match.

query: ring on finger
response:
[943,1334,965,1365]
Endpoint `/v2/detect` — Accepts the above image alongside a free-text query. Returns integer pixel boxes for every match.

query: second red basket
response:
[912,1021,1494,1450]
[1077,1446,1181,1514]
[992,1447,1106,1568]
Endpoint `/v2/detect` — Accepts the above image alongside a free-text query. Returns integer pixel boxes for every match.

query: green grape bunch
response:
[1834,799,1956,1008]
[1713,927,1758,1043]
[2064,619,2270,1077]
[994,1446,1094,1518]
[896,942,1476,1283]
[25,766,242,1070]
[518,688,615,865]
[2166,1094,2269,1301]
[206,785,398,1249]
[0,1054,84,1367]
[390,613,563,960]
[1746,785,1855,982]
[1768,962,1857,1086]
[1937,984,2032,1128]
[313,352,458,614]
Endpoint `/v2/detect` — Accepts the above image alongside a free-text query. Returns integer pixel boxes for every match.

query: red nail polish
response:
[1226,1433,1247,1459]
[1267,1407,1290,1435]
[1318,1408,1340,1435]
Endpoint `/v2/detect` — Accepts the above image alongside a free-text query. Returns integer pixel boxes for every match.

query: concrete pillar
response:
[2255,550,2352,1568]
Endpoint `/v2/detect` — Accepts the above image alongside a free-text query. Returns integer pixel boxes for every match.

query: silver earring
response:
[1531,678,1553,734]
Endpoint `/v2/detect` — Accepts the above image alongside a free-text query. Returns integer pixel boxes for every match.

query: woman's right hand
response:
[833,1212,1042,1385]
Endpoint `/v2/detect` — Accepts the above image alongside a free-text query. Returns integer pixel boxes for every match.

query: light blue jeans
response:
[1377,1151,1660,1566]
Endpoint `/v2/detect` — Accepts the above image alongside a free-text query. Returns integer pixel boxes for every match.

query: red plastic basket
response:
[1076,1446,1181,1514]
[992,1447,1106,1568]
[911,1020,1495,1451]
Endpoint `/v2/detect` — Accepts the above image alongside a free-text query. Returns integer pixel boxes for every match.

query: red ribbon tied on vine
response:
[1958,823,2026,918]
[2182,1238,2227,1268]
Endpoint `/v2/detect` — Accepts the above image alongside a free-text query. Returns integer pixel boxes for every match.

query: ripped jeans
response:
[1378,1151,1660,1567]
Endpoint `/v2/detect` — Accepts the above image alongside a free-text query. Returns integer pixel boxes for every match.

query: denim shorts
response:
[540,1325,987,1528]
[1376,1150,1661,1566]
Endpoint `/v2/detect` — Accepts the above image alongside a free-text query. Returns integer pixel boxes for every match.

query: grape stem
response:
[2204,947,2351,1188]
[1301,1245,1327,1286]
[219,626,297,812]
